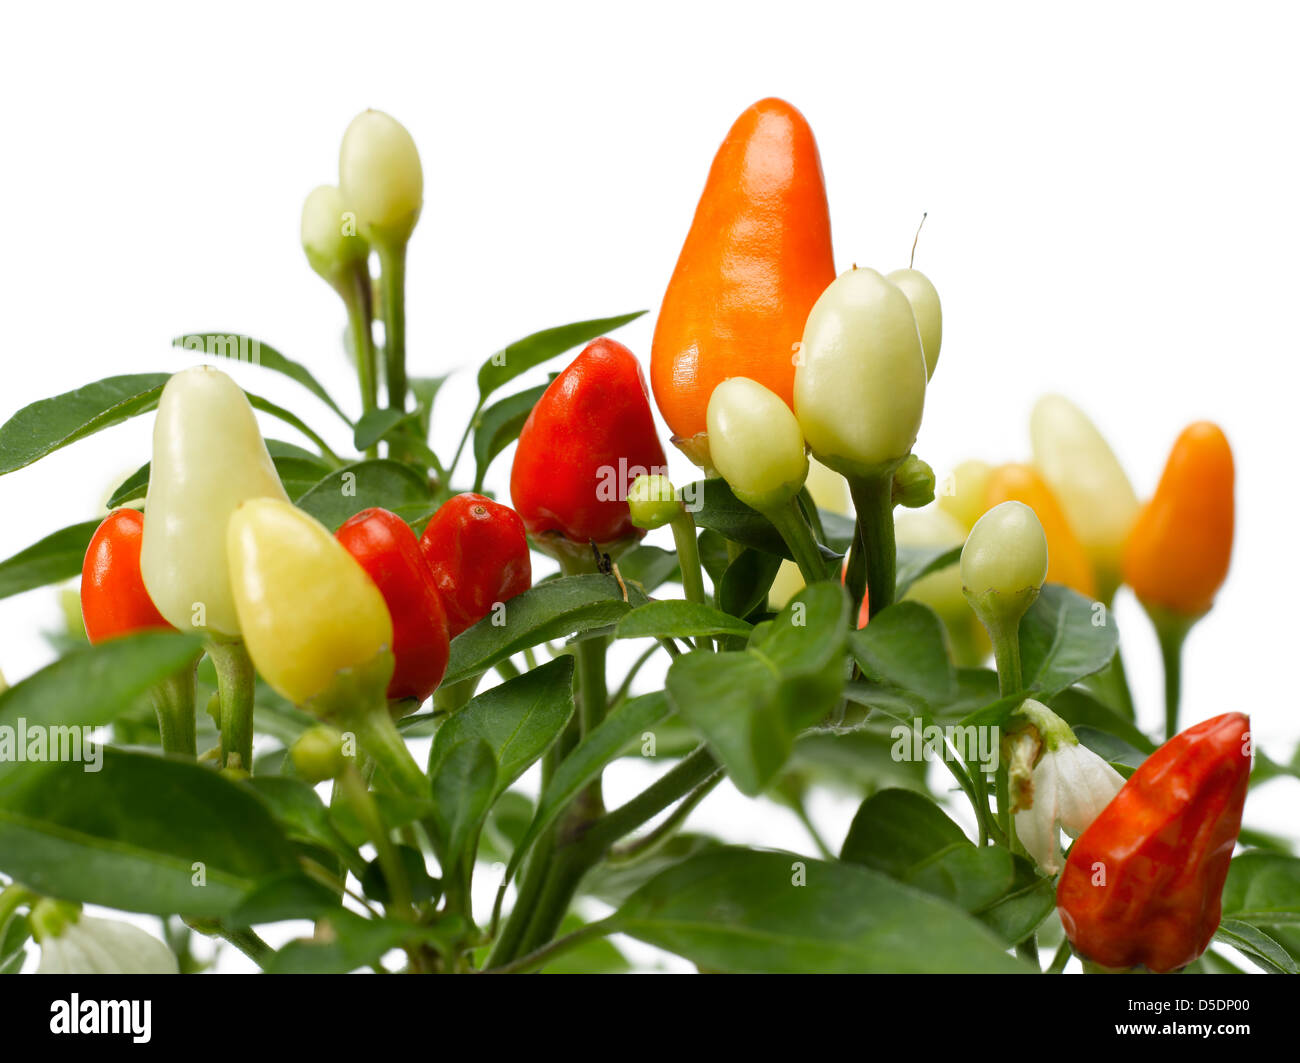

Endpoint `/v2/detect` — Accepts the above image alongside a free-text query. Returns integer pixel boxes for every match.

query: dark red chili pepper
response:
[419,493,532,637]
[510,338,668,546]
[1056,712,1251,972]
[336,507,449,704]
[81,508,173,644]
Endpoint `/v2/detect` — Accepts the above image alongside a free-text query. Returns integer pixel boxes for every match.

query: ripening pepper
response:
[511,338,668,548]
[141,366,288,639]
[651,98,834,465]
[336,508,449,704]
[419,493,532,637]
[81,508,172,644]
[1030,395,1138,603]
[1057,712,1252,973]
[338,110,422,247]
[960,501,1048,632]
[984,463,1096,599]
[794,267,928,480]
[937,459,993,531]
[227,498,393,708]
[706,377,809,512]
[1123,422,1234,617]
[301,184,369,292]
[885,268,942,380]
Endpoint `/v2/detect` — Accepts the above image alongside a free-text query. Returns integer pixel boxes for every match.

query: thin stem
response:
[485,916,617,974]
[342,263,379,457]
[376,241,408,420]
[609,771,722,863]
[608,643,660,709]
[205,640,255,772]
[670,512,707,606]
[338,763,413,918]
[449,403,481,483]
[0,883,33,933]
[1151,608,1195,742]
[583,746,721,855]
[847,472,897,620]
[485,831,555,967]
[1047,938,1072,974]
[149,654,199,757]
[987,616,1023,697]
[352,706,428,801]
[764,496,827,585]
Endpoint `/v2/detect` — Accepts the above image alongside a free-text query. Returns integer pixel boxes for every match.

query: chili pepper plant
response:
[0,102,1296,976]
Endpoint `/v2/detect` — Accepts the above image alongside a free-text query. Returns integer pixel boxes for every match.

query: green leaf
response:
[0,518,101,602]
[849,601,956,706]
[353,408,419,452]
[359,846,440,907]
[107,443,334,509]
[231,873,343,925]
[428,658,575,864]
[409,375,449,440]
[0,749,297,917]
[472,383,548,490]
[688,477,787,558]
[616,601,752,641]
[840,789,968,874]
[171,333,349,424]
[895,544,962,600]
[295,459,434,531]
[615,545,680,594]
[749,582,850,676]
[612,847,1027,973]
[541,915,632,974]
[717,548,783,621]
[495,692,672,905]
[1019,584,1119,698]
[0,373,168,476]
[244,391,341,462]
[247,776,360,871]
[443,574,643,685]
[1214,919,1299,974]
[476,311,646,403]
[1222,852,1300,926]
[265,910,425,974]
[0,632,204,793]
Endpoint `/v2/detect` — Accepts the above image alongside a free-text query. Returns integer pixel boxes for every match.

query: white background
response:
[2,1,1297,971]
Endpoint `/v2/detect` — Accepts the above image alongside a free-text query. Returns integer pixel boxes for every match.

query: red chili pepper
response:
[419,493,532,637]
[510,338,668,545]
[81,508,173,644]
[1056,712,1251,972]
[335,507,449,703]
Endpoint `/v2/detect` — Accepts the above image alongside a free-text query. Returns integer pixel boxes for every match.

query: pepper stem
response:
[846,472,897,621]
[342,260,379,455]
[669,511,707,606]
[1147,604,1197,742]
[206,640,255,772]
[350,705,429,801]
[763,496,828,586]
[376,239,408,426]
[149,653,200,757]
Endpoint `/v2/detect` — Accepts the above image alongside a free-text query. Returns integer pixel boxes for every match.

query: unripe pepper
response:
[227,498,393,708]
[1123,422,1234,617]
[418,493,532,637]
[885,268,942,380]
[141,366,288,639]
[338,110,423,247]
[706,377,808,512]
[984,463,1096,599]
[301,184,369,292]
[511,338,668,549]
[794,267,928,480]
[336,508,450,704]
[651,98,834,465]
[81,508,172,644]
[938,459,993,531]
[1057,712,1252,973]
[1030,395,1138,603]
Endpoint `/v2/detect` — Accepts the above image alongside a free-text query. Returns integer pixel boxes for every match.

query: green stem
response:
[351,706,428,801]
[608,643,660,710]
[764,496,827,585]
[987,616,1023,697]
[1047,938,1072,974]
[338,763,413,918]
[583,745,721,855]
[485,917,617,974]
[0,883,33,934]
[609,770,722,863]
[1149,606,1195,742]
[670,512,707,607]
[376,241,408,420]
[149,654,199,757]
[485,831,555,967]
[205,640,255,772]
[846,472,896,620]
[342,262,379,457]
[1016,935,1040,967]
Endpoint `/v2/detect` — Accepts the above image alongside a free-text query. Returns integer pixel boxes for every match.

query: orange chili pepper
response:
[650,98,834,465]
[983,463,1096,599]
[1123,422,1234,617]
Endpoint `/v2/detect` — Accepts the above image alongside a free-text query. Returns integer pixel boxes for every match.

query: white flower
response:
[1015,730,1125,875]
[34,904,178,974]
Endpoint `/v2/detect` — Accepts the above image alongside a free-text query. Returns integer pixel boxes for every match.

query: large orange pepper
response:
[983,463,1096,599]
[651,98,834,466]
[1123,422,1234,617]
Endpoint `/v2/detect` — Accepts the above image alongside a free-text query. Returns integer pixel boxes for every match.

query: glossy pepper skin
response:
[1057,712,1251,973]
[1123,422,1234,617]
[651,98,834,463]
[511,338,668,546]
[336,508,449,703]
[81,509,173,644]
[418,493,531,637]
[227,498,393,708]
[984,463,1097,599]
